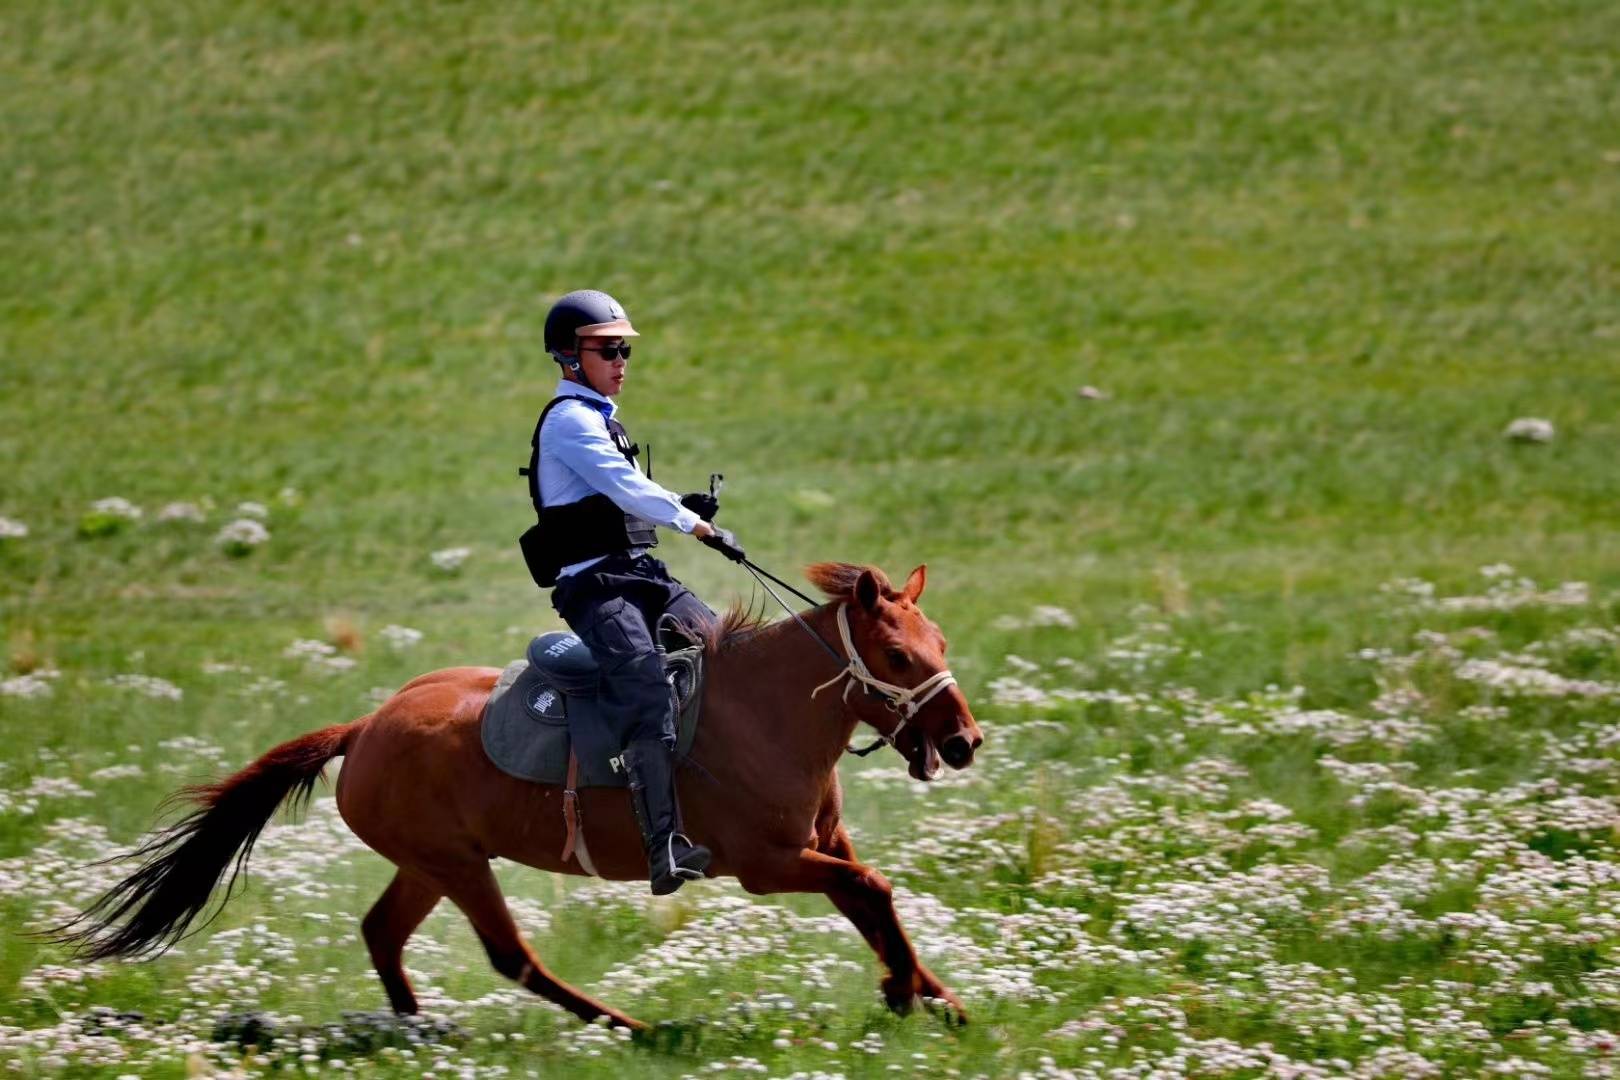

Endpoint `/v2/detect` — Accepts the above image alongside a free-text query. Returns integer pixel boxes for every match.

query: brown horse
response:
[51,562,983,1029]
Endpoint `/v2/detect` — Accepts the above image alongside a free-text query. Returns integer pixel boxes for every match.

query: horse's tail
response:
[43,719,362,961]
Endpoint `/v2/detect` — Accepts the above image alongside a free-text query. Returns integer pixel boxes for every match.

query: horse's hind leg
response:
[439,862,645,1030]
[362,870,444,1015]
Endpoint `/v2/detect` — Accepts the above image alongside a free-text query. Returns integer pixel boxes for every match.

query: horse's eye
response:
[885,648,910,670]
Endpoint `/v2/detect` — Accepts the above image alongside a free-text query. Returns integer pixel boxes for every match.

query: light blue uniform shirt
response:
[538,380,701,578]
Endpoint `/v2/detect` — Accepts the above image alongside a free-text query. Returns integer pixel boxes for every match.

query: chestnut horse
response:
[52,563,983,1028]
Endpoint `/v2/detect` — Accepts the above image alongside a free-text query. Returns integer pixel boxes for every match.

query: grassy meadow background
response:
[3,0,1619,1075]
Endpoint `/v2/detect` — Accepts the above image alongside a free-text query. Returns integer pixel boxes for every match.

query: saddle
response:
[480,631,705,790]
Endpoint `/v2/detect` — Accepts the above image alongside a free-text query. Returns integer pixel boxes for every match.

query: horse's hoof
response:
[922,994,969,1026]
[881,984,920,1016]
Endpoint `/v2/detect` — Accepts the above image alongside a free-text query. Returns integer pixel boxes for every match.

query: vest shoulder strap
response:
[521,396,571,515]
[520,396,639,516]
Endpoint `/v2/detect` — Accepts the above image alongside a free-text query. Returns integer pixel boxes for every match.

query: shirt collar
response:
[555,378,618,419]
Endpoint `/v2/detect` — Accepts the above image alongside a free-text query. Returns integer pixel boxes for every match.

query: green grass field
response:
[3,1,1619,1075]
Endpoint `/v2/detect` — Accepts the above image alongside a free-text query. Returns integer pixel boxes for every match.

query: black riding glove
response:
[700,527,746,563]
[680,492,719,522]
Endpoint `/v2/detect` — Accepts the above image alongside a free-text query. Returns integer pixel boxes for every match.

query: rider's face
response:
[575,336,628,397]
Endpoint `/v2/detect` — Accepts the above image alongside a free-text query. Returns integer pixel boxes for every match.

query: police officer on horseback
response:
[519,289,745,896]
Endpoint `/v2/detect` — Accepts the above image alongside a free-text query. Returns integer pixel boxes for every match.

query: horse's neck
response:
[706,604,864,782]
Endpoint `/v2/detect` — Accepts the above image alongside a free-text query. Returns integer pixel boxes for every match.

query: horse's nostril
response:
[941,735,973,768]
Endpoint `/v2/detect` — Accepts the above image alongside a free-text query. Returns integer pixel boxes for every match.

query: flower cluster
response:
[105,674,184,701]
[78,497,143,538]
[216,518,271,556]
[378,625,424,651]
[156,501,207,523]
[0,667,60,699]
[430,546,472,573]
[282,639,357,674]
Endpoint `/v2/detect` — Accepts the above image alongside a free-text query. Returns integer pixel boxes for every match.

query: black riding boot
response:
[622,739,711,895]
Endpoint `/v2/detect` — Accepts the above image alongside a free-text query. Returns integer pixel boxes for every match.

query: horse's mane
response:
[804,561,894,600]
[703,562,891,656]
[702,602,773,654]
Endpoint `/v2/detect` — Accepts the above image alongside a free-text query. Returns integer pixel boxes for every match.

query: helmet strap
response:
[554,349,604,396]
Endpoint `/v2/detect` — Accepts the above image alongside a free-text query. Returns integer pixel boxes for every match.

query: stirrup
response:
[649,833,711,895]
[666,833,709,880]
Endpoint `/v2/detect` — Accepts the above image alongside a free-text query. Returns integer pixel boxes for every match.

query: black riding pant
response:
[550,553,715,749]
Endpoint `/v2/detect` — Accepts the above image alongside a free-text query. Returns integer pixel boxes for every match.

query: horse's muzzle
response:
[940,731,982,770]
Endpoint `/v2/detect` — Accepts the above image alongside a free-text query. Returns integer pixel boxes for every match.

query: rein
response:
[739,559,958,758]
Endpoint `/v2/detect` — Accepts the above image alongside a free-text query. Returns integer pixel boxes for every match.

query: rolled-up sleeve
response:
[547,403,702,533]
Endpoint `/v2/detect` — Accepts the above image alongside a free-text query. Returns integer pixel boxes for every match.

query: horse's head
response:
[807,562,984,781]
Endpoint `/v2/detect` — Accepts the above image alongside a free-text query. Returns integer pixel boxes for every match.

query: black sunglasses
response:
[580,342,632,360]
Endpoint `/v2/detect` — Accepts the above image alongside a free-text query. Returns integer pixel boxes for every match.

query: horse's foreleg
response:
[436,862,645,1030]
[362,870,444,1014]
[821,827,966,1020]
[741,833,967,1022]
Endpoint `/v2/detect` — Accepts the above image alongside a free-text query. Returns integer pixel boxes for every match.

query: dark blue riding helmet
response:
[543,290,639,363]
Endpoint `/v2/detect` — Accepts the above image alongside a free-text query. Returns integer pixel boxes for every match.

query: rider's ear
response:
[902,564,926,602]
[855,569,883,612]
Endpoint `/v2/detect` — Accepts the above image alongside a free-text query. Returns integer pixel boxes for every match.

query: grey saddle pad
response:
[481,631,704,789]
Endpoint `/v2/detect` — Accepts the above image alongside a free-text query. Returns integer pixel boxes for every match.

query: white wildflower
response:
[1504,417,1554,443]
[430,546,471,572]
[79,497,143,537]
[90,764,144,781]
[0,668,59,699]
[155,501,206,523]
[157,735,226,758]
[106,673,184,701]
[284,639,337,661]
[215,518,270,555]
[0,515,28,539]
[89,497,143,520]
[1453,659,1617,699]
[1029,605,1077,628]
[283,638,356,675]
[235,501,269,520]
[379,624,424,650]
[992,605,1078,631]
[1432,579,1588,613]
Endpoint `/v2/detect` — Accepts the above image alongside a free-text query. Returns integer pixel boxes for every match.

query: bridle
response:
[811,603,958,756]
[740,561,958,758]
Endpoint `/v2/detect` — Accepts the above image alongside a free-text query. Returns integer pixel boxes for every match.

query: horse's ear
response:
[902,564,926,603]
[855,569,884,612]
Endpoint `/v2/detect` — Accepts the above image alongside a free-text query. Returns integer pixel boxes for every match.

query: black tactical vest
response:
[516,396,659,588]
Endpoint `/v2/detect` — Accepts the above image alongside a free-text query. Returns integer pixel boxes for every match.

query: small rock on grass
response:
[1503,417,1554,443]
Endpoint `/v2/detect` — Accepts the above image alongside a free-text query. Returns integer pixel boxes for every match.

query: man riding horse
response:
[518,289,746,896]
